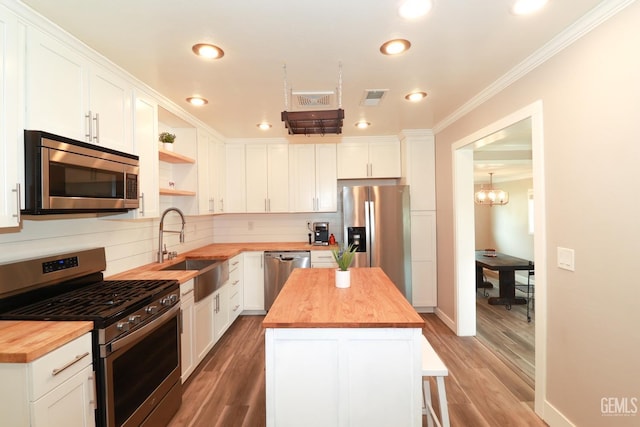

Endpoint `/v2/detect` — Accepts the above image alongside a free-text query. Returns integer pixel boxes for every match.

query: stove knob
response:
[117,322,130,332]
[160,297,170,306]
[145,305,158,315]
[169,294,178,304]
[129,315,142,325]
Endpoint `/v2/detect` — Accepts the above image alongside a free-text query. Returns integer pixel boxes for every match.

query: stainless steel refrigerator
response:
[342,185,412,300]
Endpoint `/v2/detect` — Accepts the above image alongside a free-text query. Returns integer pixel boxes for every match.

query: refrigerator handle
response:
[365,201,374,259]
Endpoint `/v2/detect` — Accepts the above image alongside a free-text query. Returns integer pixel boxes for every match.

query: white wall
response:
[435,2,640,426]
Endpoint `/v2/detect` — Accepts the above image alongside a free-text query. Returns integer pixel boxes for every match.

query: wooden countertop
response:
[0,321,93,363]
[262,268,424,328]
[108,242,338,283]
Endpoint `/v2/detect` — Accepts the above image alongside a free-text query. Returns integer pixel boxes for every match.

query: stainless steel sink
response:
[161,258,229,302]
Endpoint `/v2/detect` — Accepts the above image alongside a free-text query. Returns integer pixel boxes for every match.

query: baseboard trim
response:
[543,400,576,427]
[434,307,457,334]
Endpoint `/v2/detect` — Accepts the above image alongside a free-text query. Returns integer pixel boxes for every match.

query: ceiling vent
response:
[360,89,388,107]
[292,90,335,109]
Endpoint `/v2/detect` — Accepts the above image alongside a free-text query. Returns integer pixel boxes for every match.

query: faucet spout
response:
[158,207,186,263]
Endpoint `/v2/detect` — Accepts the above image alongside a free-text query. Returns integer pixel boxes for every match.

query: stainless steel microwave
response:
[23,130,139,214]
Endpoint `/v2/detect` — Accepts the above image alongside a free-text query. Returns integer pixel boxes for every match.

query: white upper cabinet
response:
[132,92,159,218]
[25,27,133,153]
[197,129,225,215]
[337,139,401,179]
[400,132,436,211]
[0,5,21,228]
[245,143,289,213]
[224,143,246,213]
[289,143,337,212]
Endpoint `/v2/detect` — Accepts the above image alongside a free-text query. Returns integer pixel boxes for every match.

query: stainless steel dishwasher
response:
[264,251,311,310]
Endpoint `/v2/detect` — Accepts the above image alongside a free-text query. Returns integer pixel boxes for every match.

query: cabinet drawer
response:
[181,279,194,298]
[311,251,337,268]
[30,333,92,400]
[229,291,241,317]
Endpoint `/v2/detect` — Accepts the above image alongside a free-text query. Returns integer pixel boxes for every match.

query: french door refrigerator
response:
[342,185,412,300]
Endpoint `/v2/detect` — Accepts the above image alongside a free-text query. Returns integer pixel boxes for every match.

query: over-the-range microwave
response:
[23,130,139,214]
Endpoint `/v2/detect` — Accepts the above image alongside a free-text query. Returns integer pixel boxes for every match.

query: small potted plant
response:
[332,243,357,288]
[159,132,176,151]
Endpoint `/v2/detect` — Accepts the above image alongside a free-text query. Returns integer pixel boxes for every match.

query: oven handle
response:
[109,304,180,353]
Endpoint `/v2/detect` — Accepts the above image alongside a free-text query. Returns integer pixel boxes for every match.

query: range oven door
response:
[100,305,181,427]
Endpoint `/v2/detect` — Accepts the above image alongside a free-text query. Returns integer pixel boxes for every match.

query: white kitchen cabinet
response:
[246,143,289,212]
[227,255,244,324]
[180,279,196,382]
[400,131,436,211]
[410,211,438,308]
[311,250,338,269]
[289,143,337,212]
[224,143,246,213]
[0,5,21,228]
[243,251,265,312]
[25,26,133,153]
[194,292,215,363]
[337,139,401,179]
[197,129,225,214]
[213,285,230,341]
[131,92,159,218]
[0,333,95,427]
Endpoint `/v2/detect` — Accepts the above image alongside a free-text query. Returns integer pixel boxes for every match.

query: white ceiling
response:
[20,0,603,141]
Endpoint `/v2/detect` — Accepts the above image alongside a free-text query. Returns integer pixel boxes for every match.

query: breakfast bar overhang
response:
[262,267,425,427]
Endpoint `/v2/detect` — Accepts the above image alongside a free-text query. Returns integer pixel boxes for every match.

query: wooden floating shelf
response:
[159,188,196,196]
[158,148,196,164]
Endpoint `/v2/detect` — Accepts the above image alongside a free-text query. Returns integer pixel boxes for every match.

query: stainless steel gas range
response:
[0,248,182,427]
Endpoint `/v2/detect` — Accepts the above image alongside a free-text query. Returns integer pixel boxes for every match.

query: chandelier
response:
[475,172,509,206]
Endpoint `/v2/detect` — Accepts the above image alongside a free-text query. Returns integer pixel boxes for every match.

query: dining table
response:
[475,250,533,308]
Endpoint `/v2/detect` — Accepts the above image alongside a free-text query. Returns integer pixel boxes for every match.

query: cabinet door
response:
[224,144,246,213]
[245,144,268,212]
[410,211,437,307]
[289,144,316,212]
[337,141,369,179]
[0,7,21,228]
[88,65,132,152]
[369,140,401,178]
[215,140,226,213]
[243,251,265,311]
[267,144,289,212]
[25,27,87,142]
[31,365,96,427]
[213,286,230,341]
[315,144,337,212]
[194,293,215,362]
[133,93,159,218]
[180,280,195,382]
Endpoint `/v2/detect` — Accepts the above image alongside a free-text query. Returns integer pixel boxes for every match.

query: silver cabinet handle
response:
[88,371,97,409]
[220,198,224,212]
[181,288,194,297]
[85,110,93,140]
[139,192,145,215]
[12,183,20,222]
[93,112,100,143]
[232,304,240,312]
[52,351,90,376]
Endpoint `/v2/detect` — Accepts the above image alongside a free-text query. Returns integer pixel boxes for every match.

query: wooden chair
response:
[421,335,450,427]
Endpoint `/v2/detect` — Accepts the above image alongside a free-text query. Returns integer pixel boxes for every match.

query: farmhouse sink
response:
[161,258,229,302]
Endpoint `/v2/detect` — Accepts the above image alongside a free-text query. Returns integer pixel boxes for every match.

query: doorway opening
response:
[451,100,547,416]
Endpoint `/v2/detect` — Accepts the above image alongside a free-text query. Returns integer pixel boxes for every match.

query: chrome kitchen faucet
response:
[158,207,186,263]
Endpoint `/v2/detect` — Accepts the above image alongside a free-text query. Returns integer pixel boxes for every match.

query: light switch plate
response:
[557,247,575,271]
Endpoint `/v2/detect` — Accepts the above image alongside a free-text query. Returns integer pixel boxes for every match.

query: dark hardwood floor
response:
[169,312,546,427]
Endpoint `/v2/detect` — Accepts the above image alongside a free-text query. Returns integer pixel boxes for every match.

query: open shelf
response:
[159,188,196,196]
[159,148,196,164]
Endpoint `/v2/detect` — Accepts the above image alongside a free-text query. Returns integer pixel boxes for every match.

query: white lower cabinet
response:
[0,333,95,427]
[311,250,338,269]
[213,285,230,341]
[180,279,196,382]
[194,292,215,363]
[243,251,265,312]
[227,255,244,324]
[410,211,437,308]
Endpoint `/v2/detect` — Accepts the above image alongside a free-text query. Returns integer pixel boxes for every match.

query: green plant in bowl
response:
[159,132,176,143]
[332,244,357,271]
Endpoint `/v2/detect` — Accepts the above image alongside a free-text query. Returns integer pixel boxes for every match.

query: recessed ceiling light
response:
[399,0,433,19]
[405,91,428,102]
[257,122,272,130]
[355,121,371,129]
[511,0,548,15]
[186,96,208,106]
[192,43,224,59]
[380,39,411,55]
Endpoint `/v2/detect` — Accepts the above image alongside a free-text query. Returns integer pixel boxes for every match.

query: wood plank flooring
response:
[168,313,547,427]
[476,277,536,387]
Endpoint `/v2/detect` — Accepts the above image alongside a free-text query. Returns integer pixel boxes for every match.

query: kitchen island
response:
[262,267,425,427]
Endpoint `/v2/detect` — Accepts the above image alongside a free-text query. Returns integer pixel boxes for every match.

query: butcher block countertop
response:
[0,321,93,363]
[262,268,424,328]
[108,242,337,283]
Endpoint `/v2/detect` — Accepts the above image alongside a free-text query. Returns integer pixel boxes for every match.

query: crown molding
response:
[434,0,637,134]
